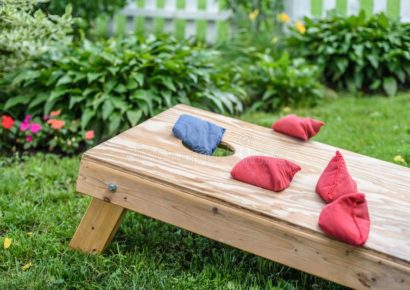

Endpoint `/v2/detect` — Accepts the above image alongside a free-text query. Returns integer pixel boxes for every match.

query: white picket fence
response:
[111,0,230,43]
[285,0,410,22]
[105,0,410,42]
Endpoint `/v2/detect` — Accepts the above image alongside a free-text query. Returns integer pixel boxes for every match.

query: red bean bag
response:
[272,114,324,141]
[319,193,370,246]
[316,151,357,203]
[231,156,301,192]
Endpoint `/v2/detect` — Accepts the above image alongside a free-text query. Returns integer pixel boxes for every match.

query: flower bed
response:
[1,111,94,154]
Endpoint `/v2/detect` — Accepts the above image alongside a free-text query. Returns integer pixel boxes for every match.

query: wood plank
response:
[83,104,410,264]
[69,197,125,253]
[76,159,410,290]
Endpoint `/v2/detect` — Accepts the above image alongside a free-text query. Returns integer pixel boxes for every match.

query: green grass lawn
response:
[1,94,409,289]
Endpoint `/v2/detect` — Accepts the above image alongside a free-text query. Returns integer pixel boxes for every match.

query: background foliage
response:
[243,51,322,111]
[41,0,126,25]
[0,0,73,76]
[224,0,284,32]
[1,1,409,155]
[288,12,410,96]
[2,34,244,140]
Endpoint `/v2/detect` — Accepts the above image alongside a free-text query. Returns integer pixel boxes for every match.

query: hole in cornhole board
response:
[181,141,235,157]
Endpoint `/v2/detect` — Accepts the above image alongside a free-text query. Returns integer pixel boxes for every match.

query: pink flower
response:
[43,115,49,121]
[20,115,32,131]
[85,130,94,140]
[29,123,42,134]
[26,135,33,142]
[20,115,42,134]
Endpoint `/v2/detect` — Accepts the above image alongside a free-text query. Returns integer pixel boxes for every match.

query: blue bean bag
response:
[172,114,225,155]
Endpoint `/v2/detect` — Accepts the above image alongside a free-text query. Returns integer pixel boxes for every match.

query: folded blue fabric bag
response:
[172,114,225,155]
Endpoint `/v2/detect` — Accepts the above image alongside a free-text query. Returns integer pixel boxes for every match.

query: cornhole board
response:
[70,104,410,289]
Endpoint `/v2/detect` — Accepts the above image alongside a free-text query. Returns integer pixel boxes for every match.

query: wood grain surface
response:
[76,104,410,288]
[70,197,125,253]
[77,159,409,290]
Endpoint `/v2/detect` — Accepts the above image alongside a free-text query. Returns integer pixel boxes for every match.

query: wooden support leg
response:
[69,197,125,254]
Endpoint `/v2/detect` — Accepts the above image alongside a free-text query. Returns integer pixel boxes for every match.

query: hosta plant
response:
[287,12,410,96]
[244,51,323,111]
[2,34,244,140]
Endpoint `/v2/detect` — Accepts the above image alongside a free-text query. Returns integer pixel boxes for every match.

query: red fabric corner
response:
[319,193,370,246]
[316,151,357,203]
[231,156,301,192]
[272,114,325,141]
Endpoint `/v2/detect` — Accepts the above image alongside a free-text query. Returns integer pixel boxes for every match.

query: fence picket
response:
[185,0,197,38]
[401,0,410,22]
[164,0,177,34]
[373,0,386,13]
[125,1,138,34]
[186,0,197,11]
[204,0,216,42]
[285,0,311,20]
[323,0,336,15]
[346,0,358,15]
[206,21,217,43]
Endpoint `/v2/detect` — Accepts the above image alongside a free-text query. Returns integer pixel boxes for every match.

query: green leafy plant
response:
[0,0,74,76]
[287,12,410,96]
[42,0,126,23]
[221,0,286,52]
[242,51,322,111]
[2,34,244,140]
[224,0,284,33]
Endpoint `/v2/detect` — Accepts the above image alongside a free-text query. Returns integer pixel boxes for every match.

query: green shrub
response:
[287,12,410,96]
[242,51,322,111]
[1,35,244,140]
[225,0,284,33]
[42,0,126,23]
[0,0,74,76]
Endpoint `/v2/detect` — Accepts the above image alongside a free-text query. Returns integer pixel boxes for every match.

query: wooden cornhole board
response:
[70,104,410,289]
